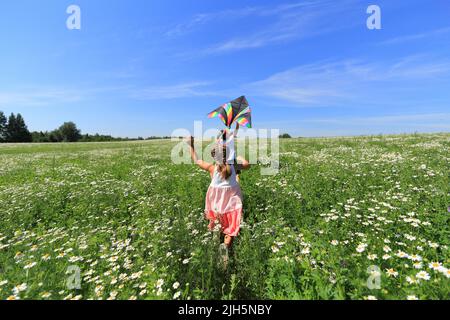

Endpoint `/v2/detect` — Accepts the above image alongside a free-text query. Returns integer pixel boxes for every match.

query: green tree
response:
[0,111,7,142]
[49,129,63,142]
[31,131,51,143]
[279,133,292,139]
[6,113,32,142]
[16,114,32,142]
[6,113,17,142]
[58,122,81,142]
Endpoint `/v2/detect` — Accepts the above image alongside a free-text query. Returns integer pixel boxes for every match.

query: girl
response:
[217,123,239,164]
[185,136,250,249]
[217,123,242,182]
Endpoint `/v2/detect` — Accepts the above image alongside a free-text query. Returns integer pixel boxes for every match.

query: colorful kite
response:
[207,96,252,128]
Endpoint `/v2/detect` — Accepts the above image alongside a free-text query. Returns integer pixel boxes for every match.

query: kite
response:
[208,96,252,128]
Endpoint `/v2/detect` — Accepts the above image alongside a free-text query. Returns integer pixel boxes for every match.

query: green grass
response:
[0,133,449,300]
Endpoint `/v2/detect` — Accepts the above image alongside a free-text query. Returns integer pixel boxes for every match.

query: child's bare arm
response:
[184,137,214,172]
[233,123,239,137]
[236,155,250,170]
[197,159,214,172]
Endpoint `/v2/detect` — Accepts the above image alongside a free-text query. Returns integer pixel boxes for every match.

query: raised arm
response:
[233,123,240,137]
[236,155,250,170]
[184,137,214,173]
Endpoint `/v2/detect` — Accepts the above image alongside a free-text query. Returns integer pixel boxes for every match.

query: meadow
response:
[0,133,449,300]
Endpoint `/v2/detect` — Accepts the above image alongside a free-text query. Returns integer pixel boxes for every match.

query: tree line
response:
[0,111,169,143]
[0,112,32,143]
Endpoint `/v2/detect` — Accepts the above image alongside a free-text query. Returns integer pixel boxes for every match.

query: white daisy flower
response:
[409,254,422,262]
[406,276,417,284]
[416,271,430,281]
[356,243,367,253]
[444,268,450,279]
[386,268,398,277]
[24,262,37,270]
[139,289,147,296]
[428,262,442,271]
[173,291,181,299]
[156,279,164,288]
[41,254,51,261]
[12,283,27,295]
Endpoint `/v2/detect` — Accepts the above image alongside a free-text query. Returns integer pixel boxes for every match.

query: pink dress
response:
[204,165,243,237]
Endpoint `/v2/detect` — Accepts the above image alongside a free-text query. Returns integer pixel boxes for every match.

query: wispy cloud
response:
[378,27,450,45]
[245,55,450,106]
[208,1,357,54]
[165,2,321,37]
[165,6,266,37]
[128,82,222,100]
[300,112,450,125]
[0,89,83,107]
[258,112,450,136]
[168,0,358,55]
[0,86,130,107]
[0,82,225,107]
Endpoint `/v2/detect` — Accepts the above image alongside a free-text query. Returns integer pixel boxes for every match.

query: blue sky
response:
[0,0,449,137]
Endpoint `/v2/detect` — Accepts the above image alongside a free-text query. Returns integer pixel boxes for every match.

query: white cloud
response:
[168,0,357,55]
[0,86,130,107]
[258,112,450,136]
[0,89,82,107]
[209,1,357,54]
[245,56,450,106]
[378,27,450,45]
[128,82,222,100]
[300,113,450,125]
[165,6,266,37]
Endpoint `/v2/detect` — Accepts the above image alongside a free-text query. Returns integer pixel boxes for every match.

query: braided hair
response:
[211,144,232,180]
